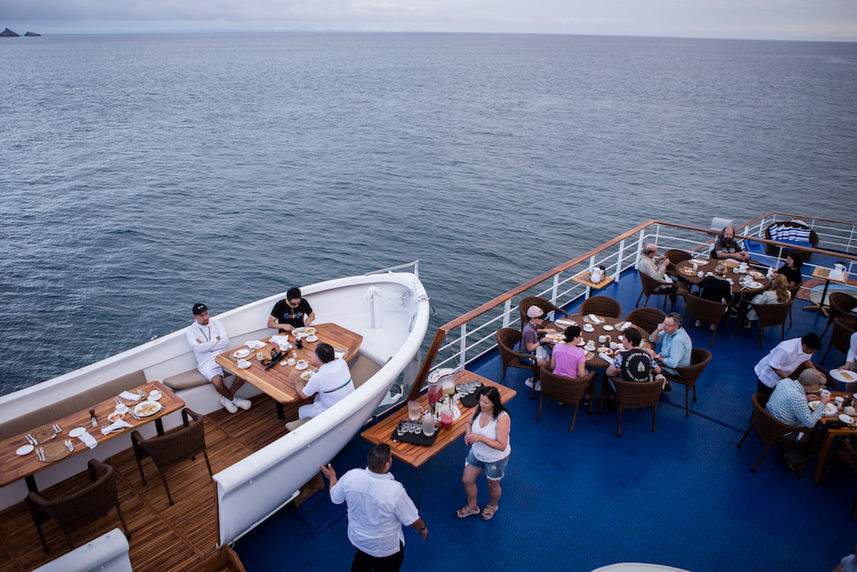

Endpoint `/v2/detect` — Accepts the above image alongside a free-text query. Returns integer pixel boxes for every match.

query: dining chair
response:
[537,367,596,432]
[496,328,539,391]
[664,348,712,416]
[684,293,728,348]
[27,459,130,553]
[518,296,568,330]
[635,273,676,311]
[821,292,857,338]
[822,315,857,365]
[664,249,693,269]
[131,408,212,505]
[625,307,667,336]
[747,301,792,348]
[737,393,807,477]
[822,438,857,520]
[609,378,662,437]
[579,296,622,319]
[786,281,802,326]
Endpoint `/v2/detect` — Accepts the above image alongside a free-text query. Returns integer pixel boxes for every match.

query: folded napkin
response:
[119,390,142,402]
[588,314,602,324]
[269,335,291,348]
[77,431,98,449]
[555,319,576,327]
[598,352,612,362]
[245,340,266,350]
[101,419,133,435]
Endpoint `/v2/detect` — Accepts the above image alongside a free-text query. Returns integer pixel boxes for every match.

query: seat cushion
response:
[163,369,210,391]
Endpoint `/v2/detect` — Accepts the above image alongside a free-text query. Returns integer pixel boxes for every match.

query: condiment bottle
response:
[89,408,98,427]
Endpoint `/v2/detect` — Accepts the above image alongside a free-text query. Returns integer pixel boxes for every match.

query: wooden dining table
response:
[544,314,651,369]
[215,322,363,418]
[812,391,857,483]
[673,259,771,296]
[0,381,184,492]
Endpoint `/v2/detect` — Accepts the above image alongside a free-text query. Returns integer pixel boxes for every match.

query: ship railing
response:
[408,216,857,399]
[364,259,420,279]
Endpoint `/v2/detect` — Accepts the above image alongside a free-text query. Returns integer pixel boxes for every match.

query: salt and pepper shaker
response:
[89,408,98,427]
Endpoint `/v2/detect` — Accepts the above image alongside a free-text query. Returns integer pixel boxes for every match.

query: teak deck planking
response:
[0,393,290,572]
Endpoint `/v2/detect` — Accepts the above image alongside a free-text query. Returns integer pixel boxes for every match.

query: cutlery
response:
[37,447,45,461]
[114,397,121,406]
[136,390,145,398]
[26,434,35,445]
[65,439,74,452]
[53,423,61,433]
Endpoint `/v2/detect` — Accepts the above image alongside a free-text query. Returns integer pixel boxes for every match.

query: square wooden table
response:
[572,269,614,294]
[0,381,184,492]
[361,370,516,505]
[805,266,852,316]
[813,391,857,483]
[215,322,363,418]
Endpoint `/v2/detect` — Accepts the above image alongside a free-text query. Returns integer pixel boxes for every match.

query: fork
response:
[37,447,45,461]
[26,434,35,445]
[53,423,61,433]
[65,439,74,452]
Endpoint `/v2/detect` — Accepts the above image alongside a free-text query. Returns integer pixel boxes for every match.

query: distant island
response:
[1,28,41,37]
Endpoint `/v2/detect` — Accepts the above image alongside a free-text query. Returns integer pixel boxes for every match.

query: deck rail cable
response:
[407,215,857,400]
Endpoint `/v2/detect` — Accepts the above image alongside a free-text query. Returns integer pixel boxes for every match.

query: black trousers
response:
[351,542,405,572]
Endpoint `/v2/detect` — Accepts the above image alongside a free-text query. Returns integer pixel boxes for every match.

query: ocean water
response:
[1,33,856,395]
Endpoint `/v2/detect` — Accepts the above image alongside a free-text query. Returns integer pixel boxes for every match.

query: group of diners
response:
[185,287,355,427]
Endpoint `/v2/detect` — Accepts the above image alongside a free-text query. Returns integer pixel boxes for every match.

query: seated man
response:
[765,369,829,471]
[606,327,661,383]
[636,243,677,294]
[286,342,355,430]
[185,303,251,414]
[711,226,750,262]
[648,312,692,381]
[754,332,822,396]
[268,287,316,333]
[518,306,554,391]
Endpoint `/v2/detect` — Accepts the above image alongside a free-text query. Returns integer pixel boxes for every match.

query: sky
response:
[1,0,856,41]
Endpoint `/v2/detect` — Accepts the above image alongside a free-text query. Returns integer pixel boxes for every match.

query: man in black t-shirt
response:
[606,327,661,383]
[268,287,316,333]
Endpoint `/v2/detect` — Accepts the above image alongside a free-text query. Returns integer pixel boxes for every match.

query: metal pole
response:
[459,324,467,369]
[502,299,512,328]
[551,274,560,305]
[615,239,625,280]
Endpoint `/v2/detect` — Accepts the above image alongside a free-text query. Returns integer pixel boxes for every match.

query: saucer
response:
[16,445,34,456]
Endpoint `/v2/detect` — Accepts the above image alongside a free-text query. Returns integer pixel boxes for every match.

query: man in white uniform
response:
[319,444,427,571]
[286,342,354,429]
[754,332,823,396]
[185,303,251,414]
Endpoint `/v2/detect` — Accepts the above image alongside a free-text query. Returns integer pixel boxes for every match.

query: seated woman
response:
[745,273,791,324]
[549,325,587,379]
[776,252,803,288]
[699,262,733,304]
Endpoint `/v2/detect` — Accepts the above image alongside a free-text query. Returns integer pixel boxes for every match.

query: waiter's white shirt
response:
[754,337,813,388]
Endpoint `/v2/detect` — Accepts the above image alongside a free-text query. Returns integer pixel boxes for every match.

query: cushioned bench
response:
[765,220,819,261]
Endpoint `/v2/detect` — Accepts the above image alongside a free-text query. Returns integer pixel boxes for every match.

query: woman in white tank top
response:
[456,386,511,521]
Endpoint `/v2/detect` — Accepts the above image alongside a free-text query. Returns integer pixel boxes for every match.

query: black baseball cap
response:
[192,303,208,315]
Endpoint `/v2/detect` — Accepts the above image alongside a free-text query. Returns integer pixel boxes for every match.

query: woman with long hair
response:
[456,386,510,521]
[746,273,791,323]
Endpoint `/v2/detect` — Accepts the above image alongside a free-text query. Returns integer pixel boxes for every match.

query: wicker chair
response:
[821,292,857,338]
[537,367,596,432]
[518,296,568,329]
[664,348,712,417]
[497,328,539,390]
[625,307,667,336]
[787,282,802,326]
[822,315,857,365]
[608,379,662,437]
[737,393,807,476]
[665,249,693,269]
[27,459,130,552]
[635,273,676,312]
[580,296,622,319]
[684,293,728,348]
[131,408,212,505]
[747,301,792,349]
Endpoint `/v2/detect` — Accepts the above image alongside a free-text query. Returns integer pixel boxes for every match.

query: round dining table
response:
[545,314,651,369]
[674,259,771,296]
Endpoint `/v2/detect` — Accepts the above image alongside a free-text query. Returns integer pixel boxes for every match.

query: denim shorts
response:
[465,449,510,481]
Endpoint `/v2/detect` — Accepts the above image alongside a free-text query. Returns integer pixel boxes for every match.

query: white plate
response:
[16,444,34,456]
[305,335,318,342]
[134,400,163,418]
[296,361,309,371]
[831,369,857,383]
[108,411,125,423]
[69,427,87,437]
[810,401,838,416]
[840,414,855,424]
[237,359,252,369]
[232,348,251,359]
[148,390,162,401]
[334,348,347,359]
[300,370,315,381]
[577,340,585,346]
[602,324,614,331]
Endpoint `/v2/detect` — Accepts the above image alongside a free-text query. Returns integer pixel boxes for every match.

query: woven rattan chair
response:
[518,296,568,329]
[664,348,712,416]
[131,408,212,505]
[636,273,676,311]
[822,315,857,365]
[684,293,728,348]
[786,282,801,326]
[27,459,130,553]
[737,393,807,476]
[664,249,693,268]
[747,300,792,349]
[821,292,857,338]
[625,307,667,336]
[609,378,662,437]
[537,367,596,432]
[580,295,622,319]
[497,328,539,390]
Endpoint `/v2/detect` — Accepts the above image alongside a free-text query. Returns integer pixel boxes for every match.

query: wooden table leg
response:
[25,475,38,494]
[276,402,285,420]
[814,431,835,483]
[155,418,165,435]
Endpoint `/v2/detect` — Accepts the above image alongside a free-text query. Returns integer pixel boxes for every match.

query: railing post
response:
[757,217,766,238]
[551,274,559,304]
[502,299,512,328]
[615,239,625,280]
[634,230,644,268]
[848,224,855,255]
[654,223,661,248]
[459,324,467,369]
[586,255,596,298]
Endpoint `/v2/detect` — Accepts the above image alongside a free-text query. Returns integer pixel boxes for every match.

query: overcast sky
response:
[1,0,856,41]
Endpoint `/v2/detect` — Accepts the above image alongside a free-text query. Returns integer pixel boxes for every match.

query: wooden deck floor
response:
[0,394,300,572]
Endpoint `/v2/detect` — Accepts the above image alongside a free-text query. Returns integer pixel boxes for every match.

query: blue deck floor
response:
[236,258,856,571]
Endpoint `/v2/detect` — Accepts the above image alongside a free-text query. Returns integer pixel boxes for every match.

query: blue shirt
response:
[655,327,692,368]
[765,378,824,428]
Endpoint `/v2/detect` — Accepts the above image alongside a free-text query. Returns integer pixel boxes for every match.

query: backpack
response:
[619,348,653,382]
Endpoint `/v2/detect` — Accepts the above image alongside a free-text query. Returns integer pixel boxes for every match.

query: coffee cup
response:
[598,335,608,343]
[835,396,845,408]
[821,389,831,399]
[287,358,296,366]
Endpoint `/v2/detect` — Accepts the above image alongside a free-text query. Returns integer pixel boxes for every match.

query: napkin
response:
[269,335,291,349]
[101,419,133,435]
[119,391,142,402]
[663,275,674,284]
[588,314,602,324]
[77,431,98,449]
[555,319,576,327]
[245,340,266,350]
[598,352,612,362]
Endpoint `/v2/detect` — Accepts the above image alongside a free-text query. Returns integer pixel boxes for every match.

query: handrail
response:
[407,215,857,401]
[740,211,857,229]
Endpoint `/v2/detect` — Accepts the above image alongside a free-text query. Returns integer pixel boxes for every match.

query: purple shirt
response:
[552,343,586,378]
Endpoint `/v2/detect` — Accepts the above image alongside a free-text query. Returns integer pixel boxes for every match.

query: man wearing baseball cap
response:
[185,303,251,414]
[518,305,553,391]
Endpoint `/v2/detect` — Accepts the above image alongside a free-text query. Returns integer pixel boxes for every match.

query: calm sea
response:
[1,33,856,395]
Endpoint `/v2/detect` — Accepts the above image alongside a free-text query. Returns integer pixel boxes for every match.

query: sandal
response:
[456,505,480,519]
[481,504,498,520]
